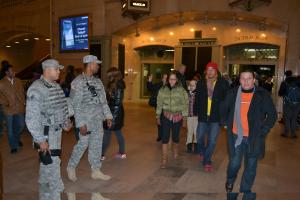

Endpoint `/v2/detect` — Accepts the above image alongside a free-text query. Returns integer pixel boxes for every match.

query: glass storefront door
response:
[141,63,173,98]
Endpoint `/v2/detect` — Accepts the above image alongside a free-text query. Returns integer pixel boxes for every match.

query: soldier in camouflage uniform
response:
[67,55,113,182]
[25,59,72,200]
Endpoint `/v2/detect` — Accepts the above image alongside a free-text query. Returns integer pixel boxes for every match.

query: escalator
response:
[15,54,51,91]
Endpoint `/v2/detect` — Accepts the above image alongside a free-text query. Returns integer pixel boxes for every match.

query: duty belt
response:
[48,149,61,157]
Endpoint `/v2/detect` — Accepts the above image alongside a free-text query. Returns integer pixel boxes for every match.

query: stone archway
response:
[0,32,51,73]
[111,11,287,101]
[134,45,175,98]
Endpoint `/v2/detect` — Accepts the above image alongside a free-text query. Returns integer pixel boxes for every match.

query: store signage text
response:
[180,39,217,47]
[131,1,147,7]
[234,35,268,41]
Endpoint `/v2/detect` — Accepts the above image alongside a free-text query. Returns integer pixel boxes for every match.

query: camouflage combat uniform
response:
[67,73,112,170]
[26,76,70,200]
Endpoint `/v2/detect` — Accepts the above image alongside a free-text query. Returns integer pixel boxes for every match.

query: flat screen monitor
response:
[59,15,89,52]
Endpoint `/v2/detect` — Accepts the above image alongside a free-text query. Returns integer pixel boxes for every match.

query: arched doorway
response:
[224,42,280,100]
[111,11,287,101]
[134,45,174,98]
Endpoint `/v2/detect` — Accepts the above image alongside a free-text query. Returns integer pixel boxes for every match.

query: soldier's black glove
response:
[39,151,53,165]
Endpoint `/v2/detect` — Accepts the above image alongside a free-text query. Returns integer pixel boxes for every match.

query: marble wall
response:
[111,20,286,101]
[0,0,299,103]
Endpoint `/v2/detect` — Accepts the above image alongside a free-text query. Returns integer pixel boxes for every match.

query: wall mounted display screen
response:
[59,15,89,52]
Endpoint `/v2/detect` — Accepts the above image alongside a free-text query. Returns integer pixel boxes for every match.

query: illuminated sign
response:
[59,15,89,52]
[121,0,150,20]
[122,0,150,12]
[234,35,268,41]
[179,38,217,47]
[131,1,147,8]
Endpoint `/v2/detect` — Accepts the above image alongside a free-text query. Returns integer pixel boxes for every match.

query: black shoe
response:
[291,135,298,139]
[225,182,233,193]
[281,133,288,138]
[11,149,18,154]
[18,141,23,147]
[156,137,161,142]
[227,192,238,200]
[186,143,193,153]
[193,143,198,154]
[242,192,256,200]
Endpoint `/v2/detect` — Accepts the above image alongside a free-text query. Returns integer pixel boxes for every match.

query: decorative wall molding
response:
[0,0,36,8]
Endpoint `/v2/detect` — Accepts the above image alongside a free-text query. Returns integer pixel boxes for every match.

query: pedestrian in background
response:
[176,64,188,91]
[186,79,198,153]
[0,63,25,154]
[101,67,127,160]
[147,73,168,142]
[278,70,300,138]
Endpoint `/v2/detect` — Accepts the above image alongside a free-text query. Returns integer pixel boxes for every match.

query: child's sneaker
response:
[199,154,204,162]
[204,164,213,172]
[100,155,106,161]
[115,153,127,159]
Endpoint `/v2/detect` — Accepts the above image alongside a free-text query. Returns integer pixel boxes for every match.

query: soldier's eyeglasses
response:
[86,82,98,97]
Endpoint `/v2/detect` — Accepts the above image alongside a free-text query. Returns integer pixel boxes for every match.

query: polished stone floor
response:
[1,102,300,200]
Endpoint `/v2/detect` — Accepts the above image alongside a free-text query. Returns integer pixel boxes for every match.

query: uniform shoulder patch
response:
[71,75,85,90]
[27,83,45,101]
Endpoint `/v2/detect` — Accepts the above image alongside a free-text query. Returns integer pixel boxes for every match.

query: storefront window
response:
[224,43,279,62]
[135,45,174,98]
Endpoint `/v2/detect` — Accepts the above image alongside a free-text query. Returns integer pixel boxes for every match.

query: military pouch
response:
[80,131,91,136]
[33,142,40,150]
[39,151,53,165]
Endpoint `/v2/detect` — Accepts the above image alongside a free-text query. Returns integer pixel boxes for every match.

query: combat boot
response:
[67,167,77,182]
[91,169,111,181]
[91,193,110,200]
